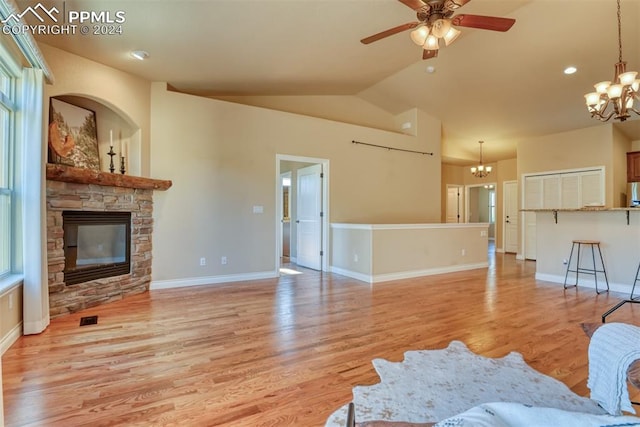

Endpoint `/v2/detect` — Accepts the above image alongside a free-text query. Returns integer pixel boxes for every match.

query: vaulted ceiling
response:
[24,0,640,164]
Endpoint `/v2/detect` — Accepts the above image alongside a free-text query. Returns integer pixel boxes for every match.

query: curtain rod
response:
[352,140,433,156]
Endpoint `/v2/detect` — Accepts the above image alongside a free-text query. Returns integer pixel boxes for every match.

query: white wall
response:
[150,83,442,284]
[331,223,488,283]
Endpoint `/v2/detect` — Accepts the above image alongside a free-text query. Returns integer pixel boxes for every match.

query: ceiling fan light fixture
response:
[431,19,451,38]
[424,34,439,50]
[443,27,461,46]
[410,26,430,46]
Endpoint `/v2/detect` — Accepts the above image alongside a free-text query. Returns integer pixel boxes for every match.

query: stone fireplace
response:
[46,164,171,318]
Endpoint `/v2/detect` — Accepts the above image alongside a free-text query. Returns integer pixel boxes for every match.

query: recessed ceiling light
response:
[426,65,436,73]
[564,66,577,75]
[131,50,149,61]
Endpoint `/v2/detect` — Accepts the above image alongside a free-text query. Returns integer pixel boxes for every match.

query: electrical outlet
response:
[461,249,466,256]
[199,257,206,266]
[480,230,488,237]
[353,254,359,263]
[221,256,227,265]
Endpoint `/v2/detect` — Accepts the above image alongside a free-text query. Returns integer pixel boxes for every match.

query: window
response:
[0,55,17,278]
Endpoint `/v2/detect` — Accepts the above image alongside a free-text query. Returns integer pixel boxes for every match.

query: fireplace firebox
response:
[63,211,131,285]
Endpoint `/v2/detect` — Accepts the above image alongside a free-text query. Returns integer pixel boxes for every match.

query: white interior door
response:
[296,164,322,270]
[446,185,462,223]
[503,181,518,253]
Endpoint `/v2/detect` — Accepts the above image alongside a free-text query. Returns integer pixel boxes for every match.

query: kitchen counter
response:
[533,209,640,294]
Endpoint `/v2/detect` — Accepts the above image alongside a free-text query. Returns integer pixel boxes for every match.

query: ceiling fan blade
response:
[398,0,426,11]
[452,14,515,32]
[444,0,472,9]
[361,22,421,44]
[423,49,438,60]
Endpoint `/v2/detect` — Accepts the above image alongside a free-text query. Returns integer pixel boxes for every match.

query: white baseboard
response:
[373,263,488,283]
[1,322,22,355]
[330,267,373,283]
[150,270,278,290]
[535,272,632,294]
[23,317,49,335]
[331,262,488,284]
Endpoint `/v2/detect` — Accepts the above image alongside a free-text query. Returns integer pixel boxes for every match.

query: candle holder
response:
[107,146,116,173]
[120,156,126,175]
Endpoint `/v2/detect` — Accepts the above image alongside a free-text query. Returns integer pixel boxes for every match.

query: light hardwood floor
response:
[3,251,639,426]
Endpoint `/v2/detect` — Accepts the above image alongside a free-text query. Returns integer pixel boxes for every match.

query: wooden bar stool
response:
[563,240,609,294]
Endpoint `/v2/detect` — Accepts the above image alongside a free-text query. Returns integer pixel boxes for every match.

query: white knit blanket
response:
[588,322,640,415]
[434,402,640,427]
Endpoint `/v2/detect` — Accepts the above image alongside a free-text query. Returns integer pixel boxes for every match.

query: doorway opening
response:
[276,155,330,275]
[465,183,497,253]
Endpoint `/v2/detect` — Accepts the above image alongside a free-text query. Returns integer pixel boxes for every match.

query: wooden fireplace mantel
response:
[46,164,172,191]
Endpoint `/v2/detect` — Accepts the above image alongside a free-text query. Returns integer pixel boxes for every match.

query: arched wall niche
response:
[50,94,142,176]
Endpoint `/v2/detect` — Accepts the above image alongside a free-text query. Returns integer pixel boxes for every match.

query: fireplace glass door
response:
[63,211,131,285]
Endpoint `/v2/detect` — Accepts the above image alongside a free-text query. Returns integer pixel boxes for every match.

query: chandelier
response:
[584,0,639,122]
[470,141,492,178]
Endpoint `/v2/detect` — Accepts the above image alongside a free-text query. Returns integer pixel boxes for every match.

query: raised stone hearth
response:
[46,164,171,318]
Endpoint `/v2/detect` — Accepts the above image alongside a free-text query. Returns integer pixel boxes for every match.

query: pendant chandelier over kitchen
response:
[470,141,491,178]
[584,0,639,122]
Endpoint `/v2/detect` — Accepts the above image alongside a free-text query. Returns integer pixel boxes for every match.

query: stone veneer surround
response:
[46,164,171,318]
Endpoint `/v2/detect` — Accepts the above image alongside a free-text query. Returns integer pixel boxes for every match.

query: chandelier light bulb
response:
[607,84,623,100]
[585,92,600,107]
[619,71,638,86]
[594,81,611,94]
[626,97,634,108]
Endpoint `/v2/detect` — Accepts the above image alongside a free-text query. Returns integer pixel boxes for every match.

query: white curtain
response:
[20,67,49,335]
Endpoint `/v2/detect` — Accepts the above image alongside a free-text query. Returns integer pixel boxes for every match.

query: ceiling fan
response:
[360,0,516,59]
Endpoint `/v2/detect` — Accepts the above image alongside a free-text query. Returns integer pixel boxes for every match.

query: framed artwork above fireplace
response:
[48,98,100,170]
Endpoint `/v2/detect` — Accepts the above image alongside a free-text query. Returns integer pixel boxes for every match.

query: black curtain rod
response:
[351,140,433,156]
